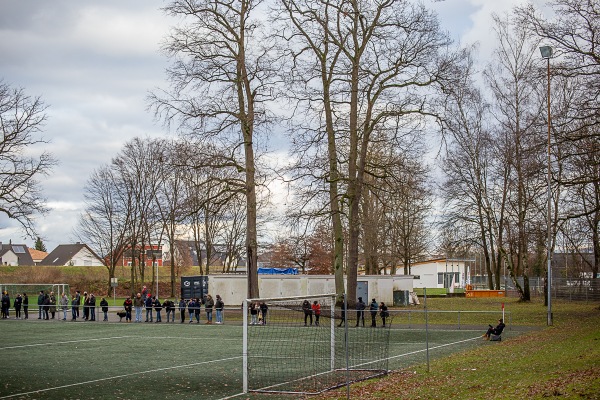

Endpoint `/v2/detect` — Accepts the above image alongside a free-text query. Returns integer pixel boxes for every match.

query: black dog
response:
[116,311,127,322]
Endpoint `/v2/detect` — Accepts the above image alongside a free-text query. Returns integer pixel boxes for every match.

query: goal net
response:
[243,294,391,395]
[0,283,70,298]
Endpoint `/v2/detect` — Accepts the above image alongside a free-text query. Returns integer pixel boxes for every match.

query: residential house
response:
[0,243,35,266]
[42,243,105,266]
[28,248,48,266]
[116,244,163,267]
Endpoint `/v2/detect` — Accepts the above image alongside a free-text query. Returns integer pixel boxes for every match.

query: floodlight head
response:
[539,46,553,59]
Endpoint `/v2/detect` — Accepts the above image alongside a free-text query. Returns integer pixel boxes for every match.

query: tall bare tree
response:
[276,0,458,304]
[0,81,56,237]
[152,0,277,298]
[76,166,129,295]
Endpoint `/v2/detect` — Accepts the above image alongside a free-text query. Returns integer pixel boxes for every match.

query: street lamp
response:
[540,45,553,326]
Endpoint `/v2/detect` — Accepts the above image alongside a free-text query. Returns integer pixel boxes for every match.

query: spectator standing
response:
[215,295,224,324]
[48,291,57,319]
[338,305,346,327]
[204,294,214,324]
[74,291,81,318]
[83,292,90,321]
[259,301,268,326]
[179,298,186,323]
[142,285,148,299]
[167,299,175,322]
[43,293,50,320]
[355,297,365,327]
[133,293,144,323]
[71,294,78,321]
[163,299,172,322]
[89,294,96,321]
[250,302,258,325]
[100,297,109,321]
[37,291,45,319]
[153,296,162,323]
[302,300,313,326]
[22,293,29,319]
[60,293,69,321]
[312,300,321,326]
[14,293,22,319]
[379,302,388,327]
[1,291,9,319]
[369,298,378,328]
[145,294,153,322]
[194,298,201,323]
[188,298,195,323]
[123,296,133,322]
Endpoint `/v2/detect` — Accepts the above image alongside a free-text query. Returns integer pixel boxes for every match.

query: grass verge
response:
[317,297,600,399]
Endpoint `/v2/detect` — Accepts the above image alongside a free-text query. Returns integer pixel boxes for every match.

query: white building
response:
[397,258,471,290]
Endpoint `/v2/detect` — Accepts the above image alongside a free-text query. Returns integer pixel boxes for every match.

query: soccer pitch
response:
[0,319,498,399]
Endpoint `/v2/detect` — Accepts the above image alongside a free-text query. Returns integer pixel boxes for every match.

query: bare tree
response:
[276,0,458,304]
[0,81,56,237]
[516,0,600,130]
[151,0,278,298]
[483,14,549,301]
[76,166,129,295]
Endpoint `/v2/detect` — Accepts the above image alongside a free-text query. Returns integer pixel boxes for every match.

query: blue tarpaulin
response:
[257,267,298,275]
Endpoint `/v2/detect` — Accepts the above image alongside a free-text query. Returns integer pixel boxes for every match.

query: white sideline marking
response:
[0,336,132,350]
[0,356,242,399]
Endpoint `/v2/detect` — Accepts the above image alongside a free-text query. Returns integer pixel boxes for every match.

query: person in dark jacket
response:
[100,297,109,321]
[14,293,22,319]
[259,301,268,326]
[204,294,214,324]
[193,298,201,323]
[484,319,506,340]
[302,300,313,326]
[22,293,29,319]
[71,294,78,321]
[88,294,96,321]
[163,299,172,322]
[145,294,153,322]
[1,291,9,319]
[83,292,90,321]
[179,298,186,323]
[379,302,389,327]
[123,296,133,322]
[75,290,81,318]
[43,294,50,320]
[49,291,57,319]
[188,298,195,323]
[369,298,378,327]
[153,296,162,322]
[37,291,45,319]
[355,297,365,327]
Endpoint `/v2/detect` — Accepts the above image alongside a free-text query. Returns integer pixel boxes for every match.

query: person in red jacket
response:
[311,300,321,326]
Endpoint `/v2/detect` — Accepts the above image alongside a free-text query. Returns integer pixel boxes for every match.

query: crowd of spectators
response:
[0,289,226,324]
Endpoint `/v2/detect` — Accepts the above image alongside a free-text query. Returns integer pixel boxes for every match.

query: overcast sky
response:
[0,0,541,251]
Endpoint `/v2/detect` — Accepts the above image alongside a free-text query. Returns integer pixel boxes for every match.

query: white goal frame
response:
[242,293,337,394]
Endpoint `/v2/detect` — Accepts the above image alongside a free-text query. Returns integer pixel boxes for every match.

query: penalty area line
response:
[0,336,133,350]
[0,356,242,399]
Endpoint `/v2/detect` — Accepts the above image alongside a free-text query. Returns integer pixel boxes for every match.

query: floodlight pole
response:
[540,45,553,326]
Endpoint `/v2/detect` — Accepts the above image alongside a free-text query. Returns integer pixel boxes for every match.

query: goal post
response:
[242,293,390,395]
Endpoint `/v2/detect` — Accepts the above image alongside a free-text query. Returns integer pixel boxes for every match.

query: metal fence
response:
[498,277,600,302]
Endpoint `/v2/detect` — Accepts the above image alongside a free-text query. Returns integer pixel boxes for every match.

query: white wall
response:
[1,251,18,266]
[400,260,466,289]
[206,275,414,306]
[70,248,104,267]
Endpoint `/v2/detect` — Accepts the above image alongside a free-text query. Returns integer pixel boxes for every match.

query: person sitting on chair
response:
[484,318,505,340]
